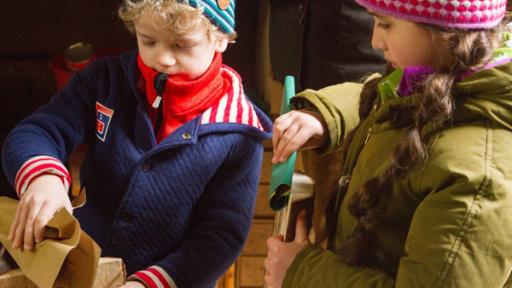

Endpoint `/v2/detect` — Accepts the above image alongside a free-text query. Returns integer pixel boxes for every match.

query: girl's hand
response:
[264,210,311,288]
[8,174,72,251]
[118,281,146,288]
[272,110,327,164]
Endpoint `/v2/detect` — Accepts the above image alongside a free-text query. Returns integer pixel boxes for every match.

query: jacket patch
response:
[96,102,114,142]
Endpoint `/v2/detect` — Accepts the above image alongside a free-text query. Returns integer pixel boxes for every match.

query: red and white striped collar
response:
[200,65,264,131]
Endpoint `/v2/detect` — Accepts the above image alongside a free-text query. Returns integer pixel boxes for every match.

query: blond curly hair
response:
[118,0,236,40]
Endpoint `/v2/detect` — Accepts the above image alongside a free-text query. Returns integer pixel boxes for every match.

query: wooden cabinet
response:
[234,147,275,288]
[236,256,266,287]
[236,219,273,287]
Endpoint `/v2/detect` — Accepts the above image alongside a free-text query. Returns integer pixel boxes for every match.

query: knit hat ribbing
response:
[179,0,235,34]
[356,0,507,29]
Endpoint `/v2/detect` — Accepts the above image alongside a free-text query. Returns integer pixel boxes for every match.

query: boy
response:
[2,1,272,287]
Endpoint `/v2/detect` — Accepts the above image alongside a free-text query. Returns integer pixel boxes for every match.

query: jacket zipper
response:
[153,73,168,136]
[364,127,373,145]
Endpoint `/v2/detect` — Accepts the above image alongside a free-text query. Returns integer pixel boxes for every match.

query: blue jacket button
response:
[142,163,152,172]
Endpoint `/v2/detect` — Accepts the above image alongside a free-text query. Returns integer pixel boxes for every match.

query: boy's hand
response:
[264,210,310,288]
[8,174,72,251]
[118,281,146,288]
[272,109,327,164]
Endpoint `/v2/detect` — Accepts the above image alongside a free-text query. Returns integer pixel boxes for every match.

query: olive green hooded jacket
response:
[283,46,512,287]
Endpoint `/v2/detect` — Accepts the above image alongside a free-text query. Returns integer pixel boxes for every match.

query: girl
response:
[265,0,512,286]
[2,1,272,287]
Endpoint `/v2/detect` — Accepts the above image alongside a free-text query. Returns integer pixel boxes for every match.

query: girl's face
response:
[369,11,449,69]
[135,8,228,80]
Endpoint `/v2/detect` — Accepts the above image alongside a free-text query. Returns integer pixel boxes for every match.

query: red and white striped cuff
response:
[14,156,71,198]
[129,266,177,288]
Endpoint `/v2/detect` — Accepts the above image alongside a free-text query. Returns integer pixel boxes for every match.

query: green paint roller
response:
[269,76,297,211]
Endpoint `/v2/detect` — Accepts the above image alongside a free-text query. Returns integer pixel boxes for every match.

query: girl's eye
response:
[372,16,391,30]
[377,22,390,30]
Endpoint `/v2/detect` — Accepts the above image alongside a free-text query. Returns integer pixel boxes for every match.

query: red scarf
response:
[137,52,229,142]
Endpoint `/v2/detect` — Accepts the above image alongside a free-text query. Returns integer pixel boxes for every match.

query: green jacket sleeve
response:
[292,82,363,154]
[283,245,395,287]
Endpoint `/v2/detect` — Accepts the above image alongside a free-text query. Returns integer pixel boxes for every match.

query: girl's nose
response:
[371,26,386,51]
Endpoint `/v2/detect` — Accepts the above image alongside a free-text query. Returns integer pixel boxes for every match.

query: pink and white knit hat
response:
[356,0,508,28]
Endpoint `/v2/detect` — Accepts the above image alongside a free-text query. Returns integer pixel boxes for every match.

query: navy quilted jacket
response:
[2,50,272,288]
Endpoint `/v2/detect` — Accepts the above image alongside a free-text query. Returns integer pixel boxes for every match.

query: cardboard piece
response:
[0,196,102,288]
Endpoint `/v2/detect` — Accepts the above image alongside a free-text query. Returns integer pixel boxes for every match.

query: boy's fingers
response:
[294,209,308,243]
[8,204,22,241]
[12,206,30,249]
[34,202,52,243]
[23,202,43,250]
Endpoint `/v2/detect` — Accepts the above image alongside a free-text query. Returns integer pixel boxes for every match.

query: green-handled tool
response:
[269,76,297,211]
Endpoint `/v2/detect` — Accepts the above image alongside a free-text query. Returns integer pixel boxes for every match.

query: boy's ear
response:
[215,38,229,53]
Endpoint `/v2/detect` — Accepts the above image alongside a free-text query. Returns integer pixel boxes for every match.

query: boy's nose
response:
[157,49,177,68]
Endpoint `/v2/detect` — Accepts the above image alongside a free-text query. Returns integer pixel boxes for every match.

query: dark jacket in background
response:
[269,0,386,90]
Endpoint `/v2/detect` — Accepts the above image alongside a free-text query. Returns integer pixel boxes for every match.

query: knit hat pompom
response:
[356,0,507,29]
[179,0,235,34]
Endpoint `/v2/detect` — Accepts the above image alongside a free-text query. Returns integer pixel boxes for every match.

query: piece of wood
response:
[242,219,273,256]
[259,151,272,184]
[254,185,275,218]
[0,257,125,288]
[236,256,265,287]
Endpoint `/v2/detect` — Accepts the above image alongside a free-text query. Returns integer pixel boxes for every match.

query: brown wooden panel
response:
[254,184,275,218]
[259,151,272,184]
[236,256,265,288]
[242,219,273,256]
[263,139,273,150]
[216,264,235,288]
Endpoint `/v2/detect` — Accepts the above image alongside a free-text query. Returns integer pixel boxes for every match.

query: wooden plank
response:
[259,151,272,184]
[236,256,265,287]
[0,257,125,288]
[253,184,275,218]
[242,219,273,256]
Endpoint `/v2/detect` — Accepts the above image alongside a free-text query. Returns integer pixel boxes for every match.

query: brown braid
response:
[335,18,508,267]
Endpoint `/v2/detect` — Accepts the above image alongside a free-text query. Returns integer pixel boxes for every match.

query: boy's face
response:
[135,9,228,80]
[369,10,449,70]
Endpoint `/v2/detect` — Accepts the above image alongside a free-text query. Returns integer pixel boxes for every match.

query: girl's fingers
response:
[272,113,293,152]
[266,235,285,251]
[278,123,316,163]
[273,122,300,163]
[294,209,309,243]
[285,127,316,154]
